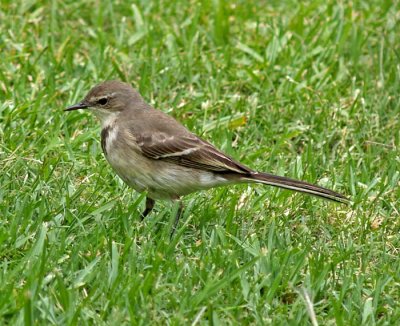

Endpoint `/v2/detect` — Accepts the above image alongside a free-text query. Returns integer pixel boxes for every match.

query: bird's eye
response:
[98,97,108,105]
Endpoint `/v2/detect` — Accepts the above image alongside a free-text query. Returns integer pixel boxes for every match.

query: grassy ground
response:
[1,0,399,324]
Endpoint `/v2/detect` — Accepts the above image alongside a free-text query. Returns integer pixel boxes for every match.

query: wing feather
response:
[137,132,251,174]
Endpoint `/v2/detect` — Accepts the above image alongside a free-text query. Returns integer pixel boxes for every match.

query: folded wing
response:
[136,131,252,174]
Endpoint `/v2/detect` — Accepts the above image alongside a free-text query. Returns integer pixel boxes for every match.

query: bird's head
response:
[65,80,143,123]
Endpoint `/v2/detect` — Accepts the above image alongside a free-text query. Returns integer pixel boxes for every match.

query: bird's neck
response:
[92,109,120,129]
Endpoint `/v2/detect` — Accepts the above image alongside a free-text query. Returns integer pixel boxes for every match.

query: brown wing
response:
[136,131,252,174]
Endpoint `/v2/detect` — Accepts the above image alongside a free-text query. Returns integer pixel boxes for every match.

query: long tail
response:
[244,172,349,204]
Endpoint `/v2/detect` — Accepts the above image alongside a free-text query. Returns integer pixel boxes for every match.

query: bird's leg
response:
[170,200,184,239]
[141,197,155,220]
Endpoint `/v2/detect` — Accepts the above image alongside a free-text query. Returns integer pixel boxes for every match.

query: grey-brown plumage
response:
[66,80,348,233]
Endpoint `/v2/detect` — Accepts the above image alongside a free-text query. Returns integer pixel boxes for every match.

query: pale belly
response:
[103,130,230,200]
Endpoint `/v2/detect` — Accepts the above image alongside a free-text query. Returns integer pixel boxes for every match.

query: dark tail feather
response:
[245,172,349,204]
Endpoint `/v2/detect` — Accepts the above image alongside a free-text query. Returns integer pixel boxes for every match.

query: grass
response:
[1,0,399,324]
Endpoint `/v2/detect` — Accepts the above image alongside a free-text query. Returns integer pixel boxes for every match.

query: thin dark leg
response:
[170,201,184,239]
[141,197,155,220]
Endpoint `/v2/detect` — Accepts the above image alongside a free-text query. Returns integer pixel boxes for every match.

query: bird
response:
[65,80,348,235]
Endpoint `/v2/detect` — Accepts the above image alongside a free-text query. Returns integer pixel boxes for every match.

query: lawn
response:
[1,0,399,324]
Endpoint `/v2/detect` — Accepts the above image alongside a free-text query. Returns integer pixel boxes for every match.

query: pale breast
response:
[101,124,150,192]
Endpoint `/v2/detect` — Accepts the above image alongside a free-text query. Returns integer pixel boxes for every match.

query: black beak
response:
[64,102,89,111]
